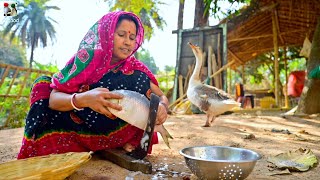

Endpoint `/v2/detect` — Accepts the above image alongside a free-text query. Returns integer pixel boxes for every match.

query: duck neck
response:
[189,56,202,86]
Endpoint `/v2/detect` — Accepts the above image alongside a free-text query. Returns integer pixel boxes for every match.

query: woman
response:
[17,11,169,159]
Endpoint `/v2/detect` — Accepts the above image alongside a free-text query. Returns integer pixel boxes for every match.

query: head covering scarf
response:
[51,11,158,93]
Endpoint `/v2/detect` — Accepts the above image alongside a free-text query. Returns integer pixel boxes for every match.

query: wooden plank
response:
[97,149,152,174]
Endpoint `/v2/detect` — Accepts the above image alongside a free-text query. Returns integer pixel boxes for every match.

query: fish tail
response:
[159,125,173,149]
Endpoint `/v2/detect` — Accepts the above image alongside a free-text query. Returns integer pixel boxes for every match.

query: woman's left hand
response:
[156,103,168,125]
[150,82,169,125]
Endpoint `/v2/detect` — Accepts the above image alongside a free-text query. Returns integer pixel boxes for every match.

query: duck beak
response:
[188,42,196,49]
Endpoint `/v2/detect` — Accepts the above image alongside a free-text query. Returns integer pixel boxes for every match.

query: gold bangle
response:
[159,102,169,112]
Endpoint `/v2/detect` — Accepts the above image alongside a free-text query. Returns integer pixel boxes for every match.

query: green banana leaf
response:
[267,148,318,171]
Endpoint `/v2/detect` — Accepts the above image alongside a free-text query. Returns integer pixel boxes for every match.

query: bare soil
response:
[1,110,320,180]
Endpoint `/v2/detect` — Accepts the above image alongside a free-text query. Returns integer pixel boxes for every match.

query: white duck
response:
[187,42,240,127]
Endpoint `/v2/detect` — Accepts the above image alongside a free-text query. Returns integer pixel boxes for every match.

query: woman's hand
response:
[156,103,168,125]
[150,82,169,125]
[77,88,123,117]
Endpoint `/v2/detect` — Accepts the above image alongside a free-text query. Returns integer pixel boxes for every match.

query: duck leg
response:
[203,114,215,127]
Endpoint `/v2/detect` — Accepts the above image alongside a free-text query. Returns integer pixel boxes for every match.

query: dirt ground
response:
[1,110,320,180]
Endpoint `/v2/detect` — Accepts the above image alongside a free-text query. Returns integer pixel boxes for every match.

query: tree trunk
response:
[194,0,209,28]
[177,0,185,29]
[297,17,320,114]
[29,37,36,69]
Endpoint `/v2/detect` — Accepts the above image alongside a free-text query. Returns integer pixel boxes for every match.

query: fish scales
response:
[107,90,173,148]
[109,90,150,130]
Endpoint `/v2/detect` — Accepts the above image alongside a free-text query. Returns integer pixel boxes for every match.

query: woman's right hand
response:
[77,88,123,117]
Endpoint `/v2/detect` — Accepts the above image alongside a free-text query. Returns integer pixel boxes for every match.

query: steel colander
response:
[180,146,261,180]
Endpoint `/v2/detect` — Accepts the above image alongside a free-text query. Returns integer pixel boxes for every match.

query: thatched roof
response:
[225,0,320,67]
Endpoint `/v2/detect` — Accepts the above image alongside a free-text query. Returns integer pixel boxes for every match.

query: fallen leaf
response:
[267,168,291,176]
[267,148,318,171]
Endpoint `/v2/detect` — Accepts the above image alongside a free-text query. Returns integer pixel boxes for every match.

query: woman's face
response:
[111,19,137,64]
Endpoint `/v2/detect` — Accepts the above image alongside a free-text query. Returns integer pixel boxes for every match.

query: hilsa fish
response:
[107,89,173,148]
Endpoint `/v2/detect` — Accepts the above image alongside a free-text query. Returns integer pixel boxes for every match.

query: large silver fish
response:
[107,89,173,148]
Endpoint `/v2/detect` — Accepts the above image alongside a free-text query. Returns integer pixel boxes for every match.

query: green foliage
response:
[33,61,59,73]
[0,97,29,129]
[0,61,56,129]
[104,0,166,40]
[0,31,27,67]
[157,65,175,94]
[137,49,159,74]
[204,0,251,19]
[244,47,306,90]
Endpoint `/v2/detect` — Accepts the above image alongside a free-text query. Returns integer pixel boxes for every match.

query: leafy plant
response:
[0,62,56,129]
[156,65,175,95]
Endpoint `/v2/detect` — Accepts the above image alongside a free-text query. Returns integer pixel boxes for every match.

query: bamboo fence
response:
[0,63,54,128]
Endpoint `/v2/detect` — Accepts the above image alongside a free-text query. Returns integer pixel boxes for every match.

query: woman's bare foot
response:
[123,143,135,152]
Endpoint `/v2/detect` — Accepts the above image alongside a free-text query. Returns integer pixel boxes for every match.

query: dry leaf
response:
[267,148,318,171]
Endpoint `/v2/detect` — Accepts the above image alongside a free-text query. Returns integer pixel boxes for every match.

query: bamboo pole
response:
[242,65,246,84]
[178,75,184,98]
[0,67,20,112]
[272,10,280,106]
[284,47,289,108]
[0,65,11,87]
[228,68,232,94]
[183,64,194,93]
[217,34,222,89]
[207,46,213,85]
[228,29,305,42]
[169,60,235,109]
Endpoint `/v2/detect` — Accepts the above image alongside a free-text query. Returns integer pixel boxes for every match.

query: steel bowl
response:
[179,146,261,180]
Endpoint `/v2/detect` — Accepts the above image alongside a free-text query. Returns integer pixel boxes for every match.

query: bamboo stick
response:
[272,9,280,106]
[183,64,194,93]
[217,35,222,89]
[0,65,11,87]
[0,67,20,112]
[207,46,213,85]
[178,75,184,98]
[212,52,219,87]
